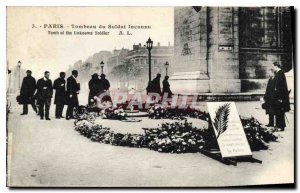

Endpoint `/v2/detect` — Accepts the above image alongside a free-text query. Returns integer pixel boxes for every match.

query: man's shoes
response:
[56,117,60,119]
[40,117,44,120]
[60,116,65,118]
[21,113,27,115]
[66,117,70,120]
[46,117,51,120]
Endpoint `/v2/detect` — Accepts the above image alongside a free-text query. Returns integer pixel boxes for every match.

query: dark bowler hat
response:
[100,74,106,78]
[26,70,32,74]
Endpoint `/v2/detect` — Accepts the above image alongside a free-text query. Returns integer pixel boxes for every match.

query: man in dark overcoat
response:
[36,71,53,120]
[265,62,291,131]
[20,70,38,115]
[263,71,276,127]
[53,72,66,119]
[150,73,162,95]
[146,73,162,102]
[162,76,173,98]
[100,74,110,92]
[99,74,111,102]
[146,80,152,95]
[88,73,101,105]
[66,70,80,120]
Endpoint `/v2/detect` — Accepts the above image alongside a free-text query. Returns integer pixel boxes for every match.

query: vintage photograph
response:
[6,6,294,187]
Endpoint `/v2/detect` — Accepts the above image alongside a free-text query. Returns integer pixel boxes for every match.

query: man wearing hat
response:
[264,62,290,131]
[100,74,110,92]
[99,74,111,102]
[88,73,101,105]
[53,72,66,119]
[151,73,162,96]
[162,75,173,98]
[146,73,162,103]
[19,70,38,115]
[66,70,80,120]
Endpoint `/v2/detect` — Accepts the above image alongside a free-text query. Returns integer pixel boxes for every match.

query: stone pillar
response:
[208,7,241,93]
[171,7,210,94]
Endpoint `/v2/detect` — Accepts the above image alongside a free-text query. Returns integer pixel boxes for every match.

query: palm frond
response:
[213,103,230,139]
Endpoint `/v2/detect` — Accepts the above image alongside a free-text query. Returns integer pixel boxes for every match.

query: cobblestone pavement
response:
[7,98,294,187]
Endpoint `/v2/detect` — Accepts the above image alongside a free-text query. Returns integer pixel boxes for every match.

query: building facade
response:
[109,43,174,91]
[107,49,129,74]
[128,43,173,72]
[66,51,112,95]
[170,7,293,94]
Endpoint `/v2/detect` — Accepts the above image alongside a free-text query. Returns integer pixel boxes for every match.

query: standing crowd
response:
[18,62,290,132]
[146,73,173,98]
[18,70,174,120]
[18,70,110,120]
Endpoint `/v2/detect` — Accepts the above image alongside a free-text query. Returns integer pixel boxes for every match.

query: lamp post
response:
[146,37,153,82]
[165,61,169,76]
[17,61,21,89]
[100,61,104,74]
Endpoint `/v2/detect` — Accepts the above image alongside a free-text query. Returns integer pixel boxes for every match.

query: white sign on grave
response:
[207,102,252,158]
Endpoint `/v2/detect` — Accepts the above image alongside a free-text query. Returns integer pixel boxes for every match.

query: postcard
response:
[6,6,295,187]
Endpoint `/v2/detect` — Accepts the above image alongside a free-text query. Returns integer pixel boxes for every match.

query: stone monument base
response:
[169,71,243,94]
[169,71,210,94]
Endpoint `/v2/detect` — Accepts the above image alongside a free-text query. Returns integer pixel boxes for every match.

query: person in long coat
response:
[20,70,38,115]
[100,74,110,92]
[148,73,162,95]
[66,70,80,120]
[99,74,111,102]
[264,62,290,131]
[146,73,162,102]
[36,71,53,120]
[263,68,276,127]
[146,80,152,95]
[88,73,101,105]
[162,76,173,98]
[53,72,66,119]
